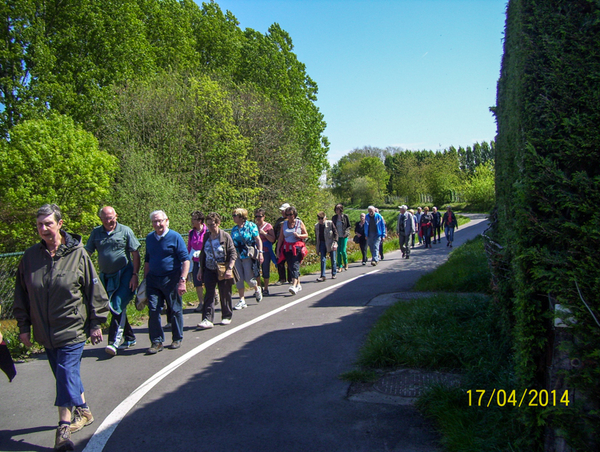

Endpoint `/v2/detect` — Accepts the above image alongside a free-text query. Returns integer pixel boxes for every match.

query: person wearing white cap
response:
[273,203,291,285]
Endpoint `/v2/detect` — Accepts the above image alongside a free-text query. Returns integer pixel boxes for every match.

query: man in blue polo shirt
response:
[144,210,190,354]
[85,206,141,357]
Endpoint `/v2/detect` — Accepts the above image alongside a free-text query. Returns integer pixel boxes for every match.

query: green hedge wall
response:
[495,0,600,449]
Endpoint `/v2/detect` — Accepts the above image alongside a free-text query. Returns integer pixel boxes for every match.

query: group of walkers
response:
[396,205,459,259]
[10,201,458,451]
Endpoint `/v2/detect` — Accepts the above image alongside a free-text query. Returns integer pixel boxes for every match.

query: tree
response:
[414,152,460,207]
[0,115,117,251]
[96,73,259,234]
[0,0,157,136]
[351,176,380,207]
[192,1,244,76]
[236,23,329,186]
[461,161,495,209]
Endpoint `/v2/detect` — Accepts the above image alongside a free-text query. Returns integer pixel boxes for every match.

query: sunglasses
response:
[286,213,294,217]
[255,215,264,218]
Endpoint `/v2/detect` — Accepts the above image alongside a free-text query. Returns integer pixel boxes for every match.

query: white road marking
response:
[83,270,380,452]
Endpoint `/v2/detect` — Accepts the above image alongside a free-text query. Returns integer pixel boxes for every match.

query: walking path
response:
[0,213,489,452]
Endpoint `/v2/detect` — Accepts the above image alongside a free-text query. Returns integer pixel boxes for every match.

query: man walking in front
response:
[396,205,414,259]
[86,206,141,357]
[364,206,386,265]
[144,210,190,354]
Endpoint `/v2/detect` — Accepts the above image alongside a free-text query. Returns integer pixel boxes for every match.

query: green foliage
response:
[461,161,496,211]
[357,294,508,373]
[1,0,329,243]
[330,148,389,205]
[96,73,259,235]
[494,0,600,447]
[235,23,328,186]
[0,320,43,360]
[414,236,492,294]
[0,115,117,251]
[384,145,488,207]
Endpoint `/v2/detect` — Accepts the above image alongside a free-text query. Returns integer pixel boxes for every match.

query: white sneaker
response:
[289,285,298,295]
[105,345,117,356]
[221,318,232,325]
[234,299,247,310]
[297,284,302,292]
[197,319,214,329]
[255,286,263,303]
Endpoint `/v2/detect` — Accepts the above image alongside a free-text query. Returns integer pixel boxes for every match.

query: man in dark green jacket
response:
[14,204,109,451]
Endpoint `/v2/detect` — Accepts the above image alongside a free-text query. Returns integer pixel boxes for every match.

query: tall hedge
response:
[495,0,600,449]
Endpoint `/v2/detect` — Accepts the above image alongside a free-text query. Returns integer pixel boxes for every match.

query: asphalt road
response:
[0,215,489,452]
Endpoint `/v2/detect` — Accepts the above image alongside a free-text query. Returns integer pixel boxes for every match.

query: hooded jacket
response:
[13,231,109,349]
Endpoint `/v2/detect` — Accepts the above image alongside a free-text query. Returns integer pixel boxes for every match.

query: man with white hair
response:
[396,205,414,259]
[363,206,386,265]
[144,210,190,354]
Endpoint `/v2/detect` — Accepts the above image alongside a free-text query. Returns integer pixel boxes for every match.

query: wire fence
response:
[0,252,23,320]
[0,241,150,321]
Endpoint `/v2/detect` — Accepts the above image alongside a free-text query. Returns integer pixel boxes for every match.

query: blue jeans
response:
[367,236,381,262]
[445,226,455,242]
[147,272,184,344]
[45,341,85,407]
[319,241,337,277]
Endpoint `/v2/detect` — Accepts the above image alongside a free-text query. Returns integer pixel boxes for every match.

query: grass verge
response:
[343,233,524,451]
[413,236,492,294]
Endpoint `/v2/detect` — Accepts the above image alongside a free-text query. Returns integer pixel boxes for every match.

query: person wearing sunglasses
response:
[315,212,338,281]
[231,208,264,309]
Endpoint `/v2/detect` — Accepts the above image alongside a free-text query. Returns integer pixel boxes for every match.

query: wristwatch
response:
[179,277,186,282]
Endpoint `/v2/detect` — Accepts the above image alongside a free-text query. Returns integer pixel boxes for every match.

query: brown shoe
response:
[147,342,164,354]
[70,406,94,433]
[55,424,74,451]
[169,340,182,350]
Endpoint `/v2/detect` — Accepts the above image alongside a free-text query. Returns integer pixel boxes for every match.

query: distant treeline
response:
[0,1,329,252]
[328,141,495,208]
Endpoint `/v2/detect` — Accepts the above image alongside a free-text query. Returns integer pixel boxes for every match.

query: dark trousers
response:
[422,225,433,247]
[277,260,291,283]
[202,268,233,322]
[284,249,301,280]
[433,226,441,242]
[359,239,368,263]
[108,310,136,346]
[147,272,183,344]
[399,234,411,256]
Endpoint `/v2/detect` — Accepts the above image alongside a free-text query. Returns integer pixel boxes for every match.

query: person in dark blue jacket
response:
[144,210,190,354]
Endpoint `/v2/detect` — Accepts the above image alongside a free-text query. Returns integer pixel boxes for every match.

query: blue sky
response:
[207,0,508,163]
